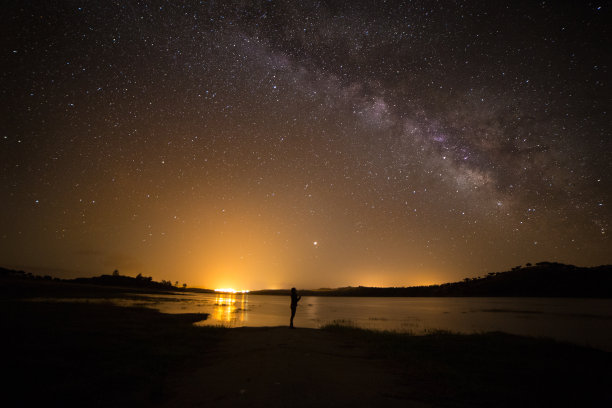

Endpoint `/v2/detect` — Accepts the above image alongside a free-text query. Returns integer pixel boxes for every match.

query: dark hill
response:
[253,263,612,298]
[0,268,179,292]
[70,273,177,291]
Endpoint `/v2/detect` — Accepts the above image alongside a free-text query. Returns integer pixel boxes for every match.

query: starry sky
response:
[2,1,610,290]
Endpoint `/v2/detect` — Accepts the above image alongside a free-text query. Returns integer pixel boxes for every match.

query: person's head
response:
[291,287,296,293]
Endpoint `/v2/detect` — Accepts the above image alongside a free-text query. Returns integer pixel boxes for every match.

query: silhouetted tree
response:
[112,269,119,277]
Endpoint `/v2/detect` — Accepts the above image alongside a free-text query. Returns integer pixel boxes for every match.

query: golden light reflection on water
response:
[213,292,248,325]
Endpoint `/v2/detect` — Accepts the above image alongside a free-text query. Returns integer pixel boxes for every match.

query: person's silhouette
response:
[289,287,301,328]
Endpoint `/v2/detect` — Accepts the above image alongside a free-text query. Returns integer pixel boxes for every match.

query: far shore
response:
[3,279,611,407]
[3,261,611,298]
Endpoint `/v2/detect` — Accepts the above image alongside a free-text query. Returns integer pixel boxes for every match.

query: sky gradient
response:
[3,1,610,290]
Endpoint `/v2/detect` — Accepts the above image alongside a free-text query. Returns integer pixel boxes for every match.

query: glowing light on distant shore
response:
[214,288,250,294]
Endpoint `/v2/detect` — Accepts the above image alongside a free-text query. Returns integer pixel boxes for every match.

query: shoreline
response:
[6,278,612,353]
[4,298,611,407]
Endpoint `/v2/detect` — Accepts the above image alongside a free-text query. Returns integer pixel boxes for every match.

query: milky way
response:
[2,1,610,289]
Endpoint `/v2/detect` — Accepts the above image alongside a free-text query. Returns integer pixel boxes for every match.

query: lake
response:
[36,292,612,351]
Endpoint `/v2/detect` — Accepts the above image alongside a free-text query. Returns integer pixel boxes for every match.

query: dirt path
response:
[163,326,427,407]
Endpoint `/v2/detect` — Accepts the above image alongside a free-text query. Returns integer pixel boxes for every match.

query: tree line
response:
[252,262,612,298]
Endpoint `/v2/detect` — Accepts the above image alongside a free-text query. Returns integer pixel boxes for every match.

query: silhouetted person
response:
[289,287,301,328]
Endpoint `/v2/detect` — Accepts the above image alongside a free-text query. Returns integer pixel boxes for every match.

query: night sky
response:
[3,1,610,290]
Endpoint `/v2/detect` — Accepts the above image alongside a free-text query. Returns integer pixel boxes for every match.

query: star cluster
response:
[2,1,610,289]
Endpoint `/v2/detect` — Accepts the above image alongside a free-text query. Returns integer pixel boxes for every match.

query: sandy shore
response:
[163,326,418,407]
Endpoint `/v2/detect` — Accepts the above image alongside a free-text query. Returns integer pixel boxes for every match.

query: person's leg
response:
[290,307,296,328]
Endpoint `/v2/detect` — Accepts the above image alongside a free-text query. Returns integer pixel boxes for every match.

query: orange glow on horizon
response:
[214,288,250,293]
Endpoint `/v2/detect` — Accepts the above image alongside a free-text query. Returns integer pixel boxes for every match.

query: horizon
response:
[4,260,607,292]
[3,2,610,290]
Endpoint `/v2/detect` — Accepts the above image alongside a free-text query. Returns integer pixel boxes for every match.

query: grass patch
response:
[320,319,358,329]
[323,323,612,407]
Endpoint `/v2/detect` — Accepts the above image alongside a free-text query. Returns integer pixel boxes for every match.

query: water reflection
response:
[212,292,248,325]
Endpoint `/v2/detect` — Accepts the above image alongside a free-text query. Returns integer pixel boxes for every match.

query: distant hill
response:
[70,273,178,291]
[0,267,180,292]
[183,287,215,294]
[252,263,612,298]
[3,262,612,297]
[0,267,59,281]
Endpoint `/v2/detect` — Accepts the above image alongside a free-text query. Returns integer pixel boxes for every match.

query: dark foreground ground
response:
[3,295,611,406]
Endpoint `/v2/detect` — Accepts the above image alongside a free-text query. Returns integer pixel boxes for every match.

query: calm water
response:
[36,292,612,351]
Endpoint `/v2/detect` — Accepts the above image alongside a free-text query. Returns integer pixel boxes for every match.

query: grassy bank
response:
[323,322,612,407]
